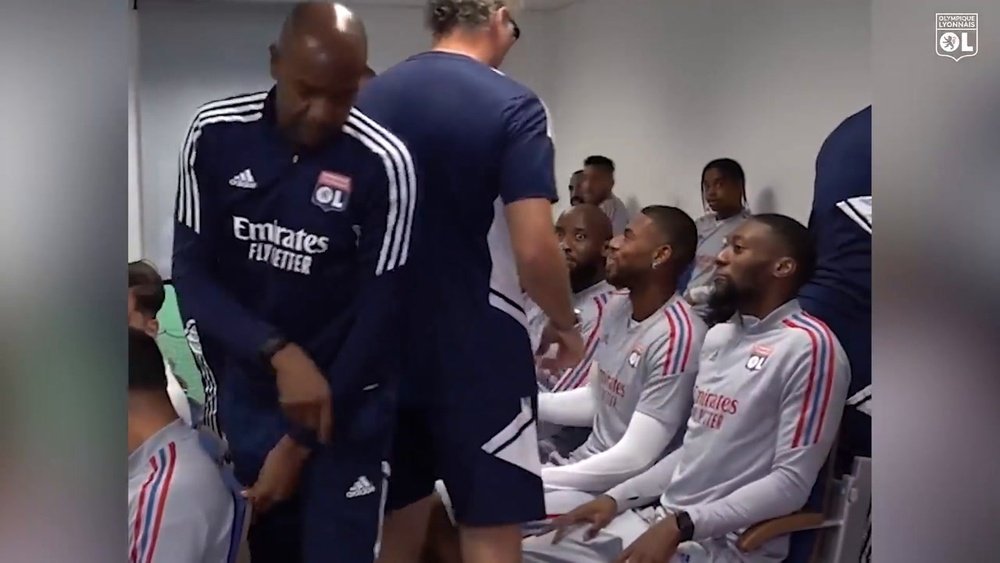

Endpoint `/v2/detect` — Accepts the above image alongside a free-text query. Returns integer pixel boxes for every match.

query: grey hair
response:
[425,0,520,35]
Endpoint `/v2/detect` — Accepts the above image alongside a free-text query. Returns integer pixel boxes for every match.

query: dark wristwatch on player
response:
[675,511,695,543]
[260,335,290,368]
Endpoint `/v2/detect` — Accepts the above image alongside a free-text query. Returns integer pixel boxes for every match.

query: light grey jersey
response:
[570,294,706,461]
[525,280,615,391]
[599,194,631,235]
[684,210,751,309]
[660,300,850,561]
[128,420,235,563]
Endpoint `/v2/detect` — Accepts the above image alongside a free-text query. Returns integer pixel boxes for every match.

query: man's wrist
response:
[261,335,291,370]
[551,309,582,331]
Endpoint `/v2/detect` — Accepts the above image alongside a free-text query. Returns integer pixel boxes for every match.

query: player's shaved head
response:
[278,2,368,59]
[556,204,612,292]
[270,2,369,148]
[562,204,613,243]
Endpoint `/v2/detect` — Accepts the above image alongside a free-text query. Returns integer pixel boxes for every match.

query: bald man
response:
[529,204,614,455]
[171,3,415,562]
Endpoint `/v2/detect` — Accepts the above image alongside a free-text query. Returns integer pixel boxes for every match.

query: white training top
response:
[128,420,235,563]
[526,280,615,392]
[662,300,849,561]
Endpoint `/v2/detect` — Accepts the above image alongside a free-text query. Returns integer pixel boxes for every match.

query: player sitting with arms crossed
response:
[525,214,850,563]
[534,206,707,525]
[529,204,614,458]
[128,328,236,563]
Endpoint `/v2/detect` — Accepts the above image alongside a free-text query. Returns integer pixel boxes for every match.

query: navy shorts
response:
[387,307,545,527]
[224,372,395,563]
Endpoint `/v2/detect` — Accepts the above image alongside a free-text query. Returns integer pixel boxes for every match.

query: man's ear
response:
[774,257,797,281]
[653,245,673,269]
[146,318,160,339]
[269,43,280,81]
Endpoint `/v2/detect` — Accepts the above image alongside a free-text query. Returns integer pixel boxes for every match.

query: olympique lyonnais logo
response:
[936,13,978,61]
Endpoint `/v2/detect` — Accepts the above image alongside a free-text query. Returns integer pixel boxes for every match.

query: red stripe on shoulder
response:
[143,443,178,563]
[129,457,159,563]
[782,319,819,448]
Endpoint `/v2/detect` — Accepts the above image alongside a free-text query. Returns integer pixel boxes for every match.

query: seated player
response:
[682,158,751,318]
[128,260,196,426]
[535,206,706,519]
[128,327,236,563]
[524,214,850,563]
[527,204,614,459]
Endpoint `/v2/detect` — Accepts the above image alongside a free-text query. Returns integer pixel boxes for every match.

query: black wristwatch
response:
[260,335,290,368]
[675,511,695,543]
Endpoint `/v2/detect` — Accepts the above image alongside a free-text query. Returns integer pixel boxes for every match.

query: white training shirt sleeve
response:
[686,331,850,540]
[634,328,696,446]
[538,386,596,427]
[605,447,684,511]
[541,411,671,492]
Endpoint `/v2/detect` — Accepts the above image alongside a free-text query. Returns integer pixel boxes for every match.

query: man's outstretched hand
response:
[242,436,310,516]
[550,495,619,544]
[614,515,682,563]
[536,321,585,373]
[271,343,333,444]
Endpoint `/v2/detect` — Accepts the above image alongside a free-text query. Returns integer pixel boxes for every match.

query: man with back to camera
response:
[798,105,872,560]
[422,204,615,562]
[128,259,195,426]
[524,214,850,563]
[170,3,415,562]
[128,327,235,563]
[356,1,586,561]
[578,155,630,235]
[534,206,706,524]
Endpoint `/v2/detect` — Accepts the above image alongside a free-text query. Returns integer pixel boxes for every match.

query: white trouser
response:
[522,507,785,563]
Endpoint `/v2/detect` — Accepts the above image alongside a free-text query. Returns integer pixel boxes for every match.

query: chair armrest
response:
[736,512,825,553]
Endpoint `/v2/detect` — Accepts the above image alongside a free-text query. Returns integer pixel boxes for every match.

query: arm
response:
[605,447,684,511]
[499,95,575,330]
[171,115,280,362]
[329,114,416,401]
[686,332,850,540]
[538,387,596,427]
[542,412,672,492]
[543,328,697,492]
[133,481,212,563]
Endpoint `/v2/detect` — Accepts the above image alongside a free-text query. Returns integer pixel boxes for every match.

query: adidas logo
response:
[228,169,257,189]
[345,475,376,498]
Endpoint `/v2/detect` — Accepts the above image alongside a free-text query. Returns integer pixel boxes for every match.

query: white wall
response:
[546,0,871,221]
[128,8,142,261]
[136,0,551,274]
[132,0,869,272]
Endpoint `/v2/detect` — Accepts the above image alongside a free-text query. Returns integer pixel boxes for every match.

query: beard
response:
[705,277,740,325]
[570,261,602,293]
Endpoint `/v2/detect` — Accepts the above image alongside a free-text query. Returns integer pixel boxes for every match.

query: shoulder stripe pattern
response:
[554,295,605,391]
[175,91,267,234]
[661,302,694,375]
[344,107,416,275]
[836,195,872,235]
[783,314,838,448]
[129,442,178,563]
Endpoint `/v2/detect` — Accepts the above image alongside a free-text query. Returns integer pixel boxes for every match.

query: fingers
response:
[613,545,633,563]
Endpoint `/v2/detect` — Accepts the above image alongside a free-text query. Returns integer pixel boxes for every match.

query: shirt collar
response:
[628,293,684,331]
[128,419,186,476]
[736,298,802,334]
